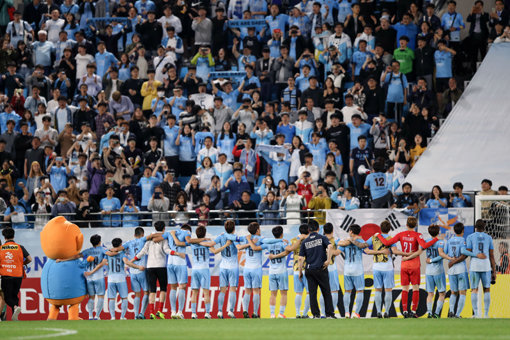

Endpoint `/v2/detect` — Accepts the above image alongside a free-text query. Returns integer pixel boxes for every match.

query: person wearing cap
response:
[31,31,55,73]
[35,116,58,148]
[6,10,34,48]
[135,10,163,56]
[192,7,213,49]
[276,111,296,144]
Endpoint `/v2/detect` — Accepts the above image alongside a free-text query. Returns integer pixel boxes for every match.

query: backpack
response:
[384,72,405,99]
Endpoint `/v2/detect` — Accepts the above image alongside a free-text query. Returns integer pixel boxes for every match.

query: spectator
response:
[258,191,280,225]
[440,78,463,117]
[349,135,374,194]
[51,189,76,217]
[496,242,509,274]
[100,185,122,227]
[425,185,448,208]
[185,175,204,210]
[381,61,408,124]
[409,134,426,168]
[225,168,250,207]
[479,179,497,195]
[449,182,473,208]
[173,191,189,225]
[31,190,52,229]
[75,189,99,228]
[232,190,257,225]
[120,193,140,227]
[331,187,360,210]
[392,182,419,216]
[4,191,30,229]
[498,186,508,195]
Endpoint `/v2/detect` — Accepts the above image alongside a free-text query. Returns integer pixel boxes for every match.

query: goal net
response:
[474,195,510,317]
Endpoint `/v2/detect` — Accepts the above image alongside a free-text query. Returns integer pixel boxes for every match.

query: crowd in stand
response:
[0,0,508,228]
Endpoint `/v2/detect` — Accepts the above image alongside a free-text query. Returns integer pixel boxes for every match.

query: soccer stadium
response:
[0,0,509,338]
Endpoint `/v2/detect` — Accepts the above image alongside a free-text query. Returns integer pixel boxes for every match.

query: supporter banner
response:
[227,19,267,28]
[326,208,474,272]
[86,17,131,24]
[255,144,291,158]
[209,71,246,79]
[17,226,299,279]
[418,208,474,237]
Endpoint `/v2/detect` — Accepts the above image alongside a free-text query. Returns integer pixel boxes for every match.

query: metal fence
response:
[1,209,328,229]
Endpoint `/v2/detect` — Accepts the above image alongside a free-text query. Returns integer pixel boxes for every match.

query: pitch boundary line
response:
[13,328,78,339]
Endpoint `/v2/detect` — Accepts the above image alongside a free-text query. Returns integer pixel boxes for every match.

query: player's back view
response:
[378,217,438,317]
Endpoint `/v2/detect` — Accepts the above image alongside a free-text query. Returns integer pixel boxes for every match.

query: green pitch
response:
[2,319,509,339]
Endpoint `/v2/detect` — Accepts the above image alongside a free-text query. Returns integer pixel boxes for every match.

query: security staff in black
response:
[298,221,335,318]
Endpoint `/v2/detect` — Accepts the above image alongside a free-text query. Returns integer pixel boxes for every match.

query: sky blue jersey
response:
[364,172,389,200]
[240,235,263,269]
[339,240,365,276]
[81,246,106,281]
[466,232,494,272]
[425,238,446,275]
[106,251,127,283]
[261,240,287,274]
[214,233,239,269]
[122,237,147,275]
[190,243,210,270]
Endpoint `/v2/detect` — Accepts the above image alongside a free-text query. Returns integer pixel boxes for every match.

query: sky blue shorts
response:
[108,281,128,299]
[470,271,491,289]
[168,265,188,285]
[243,268,262,289]
[426,273,446,293]
[269,273,289,291]
[220,268,239,287]
[329,270,340,291]
[344,275,364,291]
[86,278,105,296]
[131,272,148,293]
[293,272,308,293]
[373,270,395,289]
[449,272,470,292]
[191,269,210,290]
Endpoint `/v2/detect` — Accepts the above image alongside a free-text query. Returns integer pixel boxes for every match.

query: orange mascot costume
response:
[40,216,88,320]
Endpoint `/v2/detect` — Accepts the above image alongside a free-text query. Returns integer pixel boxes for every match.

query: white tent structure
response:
[403,43,510,192]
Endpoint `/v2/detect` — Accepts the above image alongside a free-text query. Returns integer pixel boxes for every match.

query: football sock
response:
[295,294,302,316]
[156,301,162,313]
[354,292,363,314]
[133,296,140,316]
[332,292,338,314]
[96,297,104,318]
[456,295,466,317]
[170,290,177,313]
[87,298,94,318]
[484,292,490,317]
[191,302,197,314]
[148,303,154,316]
[449,294,457,314]
[472,292,478,316]
[279,304,286,315]
[374,291,382,314]
[319,295,325,316]
[120,299,127,318]
[303,294,310,315]
[178,289,185,313]
[218,292,225,313]
[402,290,409,312]
[427,301,432,314]
[270,304,275,315]
[205,303,211,313]
[228,291,237,312]
[242,293,250,312]
[141,294,149,314]
[384,291,393,314]
[109,299,115,319]
[435,299,444,316]
[412,290,420,311]
[343,292,351,314]
[253,294,260,315]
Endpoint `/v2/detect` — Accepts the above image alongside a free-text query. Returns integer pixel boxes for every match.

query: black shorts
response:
[436,77,450,92]
[146,267,168,293]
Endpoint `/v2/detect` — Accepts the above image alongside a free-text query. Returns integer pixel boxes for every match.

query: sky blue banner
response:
[209,71,246,79]
[228,19,267,28]
[418,208,474,237]
[87,17,131,24]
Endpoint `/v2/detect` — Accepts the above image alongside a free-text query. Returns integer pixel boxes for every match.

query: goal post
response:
[474,195,510,317]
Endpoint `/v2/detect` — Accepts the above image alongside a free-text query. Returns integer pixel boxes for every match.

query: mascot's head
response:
[40,216,83,260]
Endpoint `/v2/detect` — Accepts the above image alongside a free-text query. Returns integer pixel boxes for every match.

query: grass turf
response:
[2,319,509,339]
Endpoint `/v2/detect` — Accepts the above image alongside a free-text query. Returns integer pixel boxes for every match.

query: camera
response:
[317,191,323,195]
[154,192,161,198]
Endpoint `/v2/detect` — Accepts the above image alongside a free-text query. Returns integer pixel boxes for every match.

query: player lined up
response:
[79,218,496,319]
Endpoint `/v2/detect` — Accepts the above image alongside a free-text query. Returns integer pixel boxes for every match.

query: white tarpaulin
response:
[403,43,510,192]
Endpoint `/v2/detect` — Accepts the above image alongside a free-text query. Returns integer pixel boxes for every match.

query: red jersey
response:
[297,183,313,205]
[378,230,437,269]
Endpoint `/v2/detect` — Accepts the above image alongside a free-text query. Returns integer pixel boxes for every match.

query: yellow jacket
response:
[308,196,332,225]
[140,80,161,111]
